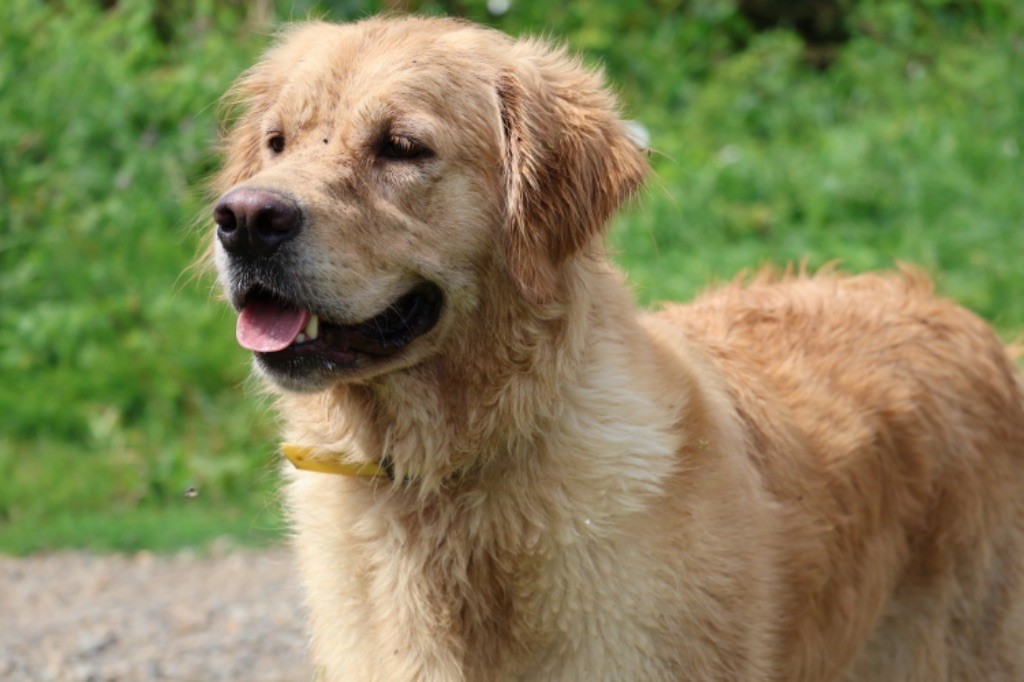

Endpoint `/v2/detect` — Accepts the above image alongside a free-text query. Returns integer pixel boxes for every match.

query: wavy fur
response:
[211,17,1024,681]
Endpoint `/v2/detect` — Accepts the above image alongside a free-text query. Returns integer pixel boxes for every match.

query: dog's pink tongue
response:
[236,300,310,352]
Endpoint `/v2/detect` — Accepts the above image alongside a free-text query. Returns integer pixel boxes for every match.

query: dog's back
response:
[655,269,1024,679]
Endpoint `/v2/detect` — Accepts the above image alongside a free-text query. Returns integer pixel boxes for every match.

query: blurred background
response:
[1,0,1021,554]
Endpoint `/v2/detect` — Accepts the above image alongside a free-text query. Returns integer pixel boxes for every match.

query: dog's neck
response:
[276,257,671,493]
[280,257,696,674]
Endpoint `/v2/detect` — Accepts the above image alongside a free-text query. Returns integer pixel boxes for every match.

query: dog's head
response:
[212,17,646,392]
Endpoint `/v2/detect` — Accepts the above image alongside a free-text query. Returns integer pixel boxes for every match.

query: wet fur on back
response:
[211,17,1024,681]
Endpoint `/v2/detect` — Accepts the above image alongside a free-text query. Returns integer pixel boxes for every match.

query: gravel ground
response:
[0,546,314,681]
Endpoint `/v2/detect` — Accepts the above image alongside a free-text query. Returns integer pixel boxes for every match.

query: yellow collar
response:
[280,443,392,479]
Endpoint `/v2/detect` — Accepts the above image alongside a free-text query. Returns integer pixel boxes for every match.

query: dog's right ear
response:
[497,44,648,304]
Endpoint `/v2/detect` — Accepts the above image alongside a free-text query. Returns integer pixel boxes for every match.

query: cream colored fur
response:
[212,17,1024,681]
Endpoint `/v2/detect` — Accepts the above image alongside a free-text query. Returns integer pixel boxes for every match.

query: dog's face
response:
[212,18,646,392]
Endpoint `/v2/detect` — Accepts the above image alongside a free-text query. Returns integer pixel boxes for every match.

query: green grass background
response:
[1,0,1021,553]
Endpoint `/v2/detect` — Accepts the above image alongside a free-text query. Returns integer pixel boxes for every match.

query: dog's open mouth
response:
[235,282,443,369]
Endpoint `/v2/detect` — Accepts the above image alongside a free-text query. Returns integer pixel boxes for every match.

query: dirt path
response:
[0,546,313,681]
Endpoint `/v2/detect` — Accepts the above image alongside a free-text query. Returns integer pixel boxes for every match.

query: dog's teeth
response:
[296,333,307,344]
[306,315,319,341]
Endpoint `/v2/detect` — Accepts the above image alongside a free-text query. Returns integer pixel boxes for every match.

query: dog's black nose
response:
[214,188,301,257]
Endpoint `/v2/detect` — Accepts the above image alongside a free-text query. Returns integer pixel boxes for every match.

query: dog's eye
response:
[268,134,285,153]
[379,134,433,161]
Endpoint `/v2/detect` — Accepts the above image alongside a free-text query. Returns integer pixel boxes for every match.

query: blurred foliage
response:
[0,0,1021,552]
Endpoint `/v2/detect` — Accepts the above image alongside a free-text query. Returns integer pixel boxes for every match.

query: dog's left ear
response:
[498,44,648,304]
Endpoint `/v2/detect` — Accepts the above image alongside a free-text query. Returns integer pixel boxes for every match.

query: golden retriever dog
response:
[210,16,1024,681]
